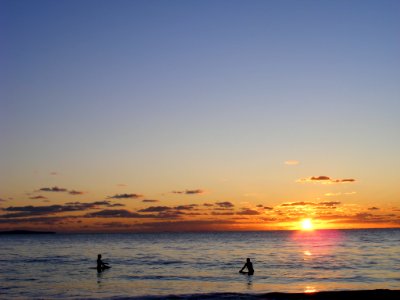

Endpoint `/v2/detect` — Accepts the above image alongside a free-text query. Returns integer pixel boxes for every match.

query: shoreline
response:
[262,289,400,299]
[122,290,400,300]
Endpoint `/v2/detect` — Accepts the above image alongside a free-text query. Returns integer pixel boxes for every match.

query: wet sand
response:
[261,289,400,299]
[133,289,400,299]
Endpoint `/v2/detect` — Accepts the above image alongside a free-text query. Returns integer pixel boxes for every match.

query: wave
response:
[118,274,231,282]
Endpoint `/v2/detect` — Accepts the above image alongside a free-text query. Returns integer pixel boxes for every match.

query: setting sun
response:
[301,218,314,231]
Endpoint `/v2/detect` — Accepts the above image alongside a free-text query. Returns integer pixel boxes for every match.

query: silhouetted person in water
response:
[97,254,110,272]
[239,258,254,275]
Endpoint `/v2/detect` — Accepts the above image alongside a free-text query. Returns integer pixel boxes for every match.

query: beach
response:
[126,290,400,299]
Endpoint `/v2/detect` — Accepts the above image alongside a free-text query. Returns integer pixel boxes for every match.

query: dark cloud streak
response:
[109,193,143,199]
[0,201,125,218]
[29,195,48,200]
[215,201,234,208]
[172,189,204,195]
[39,186,67,192]
[297,176,356,184]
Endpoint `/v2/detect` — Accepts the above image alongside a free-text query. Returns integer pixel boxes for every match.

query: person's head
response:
[98,254,101,259]
[246,258,251,262]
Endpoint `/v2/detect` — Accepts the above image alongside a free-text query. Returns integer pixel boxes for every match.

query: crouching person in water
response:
[97,254,110,272]
[239,258,254,275]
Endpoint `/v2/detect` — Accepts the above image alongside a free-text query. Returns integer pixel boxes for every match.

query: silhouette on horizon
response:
[239,258,254,275]
[97,254,110,272]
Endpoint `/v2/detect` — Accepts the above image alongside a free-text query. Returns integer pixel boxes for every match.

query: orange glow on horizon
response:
[304,286,317,293]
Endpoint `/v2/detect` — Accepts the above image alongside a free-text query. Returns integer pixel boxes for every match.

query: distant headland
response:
[0,230,56,235]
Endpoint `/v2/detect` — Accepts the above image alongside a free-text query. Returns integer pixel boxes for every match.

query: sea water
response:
[0,229,399,299]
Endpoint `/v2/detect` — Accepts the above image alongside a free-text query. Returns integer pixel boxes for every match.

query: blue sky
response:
[1,0,399,231]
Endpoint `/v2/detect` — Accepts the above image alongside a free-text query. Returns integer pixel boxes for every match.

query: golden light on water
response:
[301,218,314,231]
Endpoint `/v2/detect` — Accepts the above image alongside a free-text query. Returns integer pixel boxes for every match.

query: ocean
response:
[0,229,399,299]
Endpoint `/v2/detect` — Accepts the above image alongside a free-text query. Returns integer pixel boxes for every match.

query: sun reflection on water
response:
[291,229,344,257]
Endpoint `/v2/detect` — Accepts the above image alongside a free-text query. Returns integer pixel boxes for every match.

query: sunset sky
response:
[1,0,399,232]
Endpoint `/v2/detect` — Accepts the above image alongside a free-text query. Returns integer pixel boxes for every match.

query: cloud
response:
[211,211,235,216]
[39,186,68,192]
[138,204,198,214]
[203,203,214,207]
[316,211,400,226]
[50,172,58,176]
[37,186,89,195]
[215,201,234,208]
[65,201,125,208]
[318,201,341,207]
[257,204,273,210]
[311,176,331,181]
[368,207,380,211]
[116,184,127,187]
[284,160,300,165]
[97,221,132,229]
[334,179,355,183]
[237,209,260,215]
[281,202,316,206]
[185,189,204,194]
[172,191,184,194]
[280,201,341,208]
[297,176,356,184]
[0,198,8,202]
[353,213,388,222]
[69,190,85,195]
[0,216,75,225]
[0,210,58,219]
[135,219,237,232]
[109,193,143,199]
[1,205,72,218]
[108,203,125,207]
[85,209,154,218]
[156,211,185,219]
[84,207,184,220]
[138,206,171,213]
[29,195,48,200]
[172,189,204,195]
[0,201,124,218]
[174,204,198,211]
[142,199,159,203]
[325,192,356,197]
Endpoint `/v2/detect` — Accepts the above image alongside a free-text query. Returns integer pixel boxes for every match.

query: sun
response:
[301,218,314,231]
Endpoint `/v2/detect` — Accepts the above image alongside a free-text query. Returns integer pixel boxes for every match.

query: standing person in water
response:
[239,258,254,275]
[97,254,110,272]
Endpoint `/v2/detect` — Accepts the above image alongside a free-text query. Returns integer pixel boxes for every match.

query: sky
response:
[1,0,399,232]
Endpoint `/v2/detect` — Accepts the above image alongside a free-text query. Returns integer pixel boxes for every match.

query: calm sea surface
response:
[0,229,399,299]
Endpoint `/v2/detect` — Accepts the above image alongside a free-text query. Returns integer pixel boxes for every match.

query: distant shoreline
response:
[0,230,56,235]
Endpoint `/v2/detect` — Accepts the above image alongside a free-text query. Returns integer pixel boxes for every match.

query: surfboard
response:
[89,266,111,270]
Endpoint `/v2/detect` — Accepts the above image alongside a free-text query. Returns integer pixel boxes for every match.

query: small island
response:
[0,230,56,235]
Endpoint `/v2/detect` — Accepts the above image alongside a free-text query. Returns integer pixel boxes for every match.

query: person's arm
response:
[239,263,247,273]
